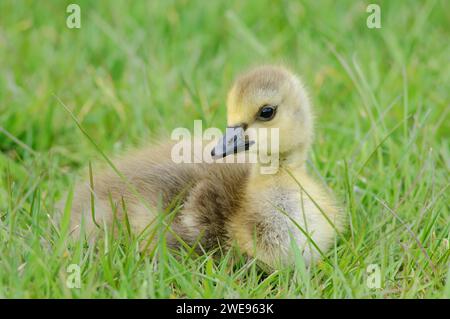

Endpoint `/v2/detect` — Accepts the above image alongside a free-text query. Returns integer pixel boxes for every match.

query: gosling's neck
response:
[249,147,308,181]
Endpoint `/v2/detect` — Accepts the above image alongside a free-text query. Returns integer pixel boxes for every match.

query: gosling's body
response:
[70,143,250,251]
[68,65,345,268]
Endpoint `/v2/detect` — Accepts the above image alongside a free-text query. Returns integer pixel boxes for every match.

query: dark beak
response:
[211,125,254,159]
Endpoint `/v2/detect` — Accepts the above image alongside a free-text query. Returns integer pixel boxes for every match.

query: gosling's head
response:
[212,65,314,163]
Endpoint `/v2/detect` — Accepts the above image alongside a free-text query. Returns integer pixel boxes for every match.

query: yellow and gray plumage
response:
[67,65,345,268]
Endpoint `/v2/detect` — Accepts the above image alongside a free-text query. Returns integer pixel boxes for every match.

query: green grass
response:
[0,0,449,298]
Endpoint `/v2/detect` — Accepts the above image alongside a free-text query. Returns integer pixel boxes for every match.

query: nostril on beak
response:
[211,149,215,157]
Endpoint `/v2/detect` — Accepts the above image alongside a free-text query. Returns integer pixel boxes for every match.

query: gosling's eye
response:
[258,105,277,121]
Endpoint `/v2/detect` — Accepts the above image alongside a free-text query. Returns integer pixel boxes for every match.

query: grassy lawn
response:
[0,0,449,298]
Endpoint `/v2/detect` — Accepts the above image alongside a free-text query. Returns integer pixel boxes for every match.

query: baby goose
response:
[67,65,344,268]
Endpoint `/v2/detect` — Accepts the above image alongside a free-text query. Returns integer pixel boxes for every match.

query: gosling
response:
[66,65,345,269]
